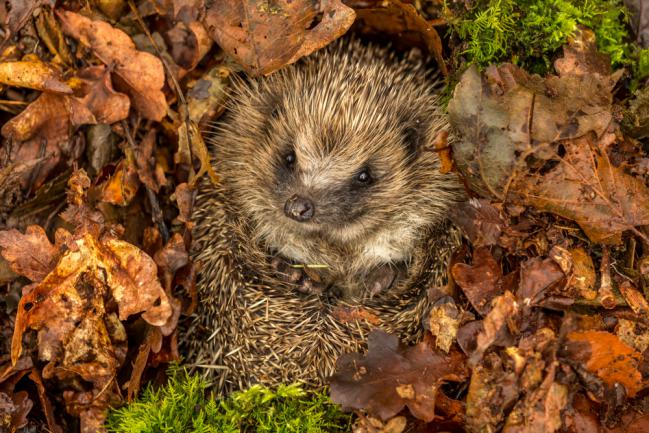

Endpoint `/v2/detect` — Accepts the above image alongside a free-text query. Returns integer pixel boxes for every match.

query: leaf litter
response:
[0,1,649,433]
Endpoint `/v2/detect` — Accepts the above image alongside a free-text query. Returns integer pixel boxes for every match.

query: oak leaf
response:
[203,0,355,76]
[329,331,468,422]
[58,11,167,121]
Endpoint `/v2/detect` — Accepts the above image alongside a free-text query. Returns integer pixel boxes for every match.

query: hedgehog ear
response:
[402,120,424,161]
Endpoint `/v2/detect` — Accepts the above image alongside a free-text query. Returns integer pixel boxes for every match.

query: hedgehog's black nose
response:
[284,195,315,222]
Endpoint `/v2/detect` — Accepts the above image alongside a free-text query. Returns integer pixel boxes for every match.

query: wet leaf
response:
[203,0,355,76]
[58,11,167,121]
[330,331,468,422]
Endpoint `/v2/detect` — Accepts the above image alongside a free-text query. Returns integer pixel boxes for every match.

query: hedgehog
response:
[181,39,465,394]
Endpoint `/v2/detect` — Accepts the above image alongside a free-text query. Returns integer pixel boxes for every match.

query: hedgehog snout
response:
[284,195,315,222]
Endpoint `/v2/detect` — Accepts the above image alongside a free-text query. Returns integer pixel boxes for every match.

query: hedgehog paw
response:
[366,263,405,297]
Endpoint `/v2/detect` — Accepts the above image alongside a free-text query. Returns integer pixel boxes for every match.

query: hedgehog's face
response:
[259,116,419,244]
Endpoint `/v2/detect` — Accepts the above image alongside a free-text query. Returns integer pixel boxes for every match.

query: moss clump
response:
[447,0,633,74]
[105,368,352,433]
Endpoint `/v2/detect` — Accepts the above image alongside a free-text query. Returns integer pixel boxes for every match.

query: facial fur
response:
[209,40,464,297]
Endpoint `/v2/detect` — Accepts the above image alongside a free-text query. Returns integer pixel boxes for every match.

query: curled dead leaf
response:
[58,11,167,121]
[203,0,355,75]
[0,60,71,93]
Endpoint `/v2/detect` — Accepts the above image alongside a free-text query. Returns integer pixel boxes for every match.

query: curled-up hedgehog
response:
[182,39,465,393]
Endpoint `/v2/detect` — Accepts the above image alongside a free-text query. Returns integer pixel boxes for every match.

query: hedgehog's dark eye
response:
[285,151,296,168]
[356,169,372,185]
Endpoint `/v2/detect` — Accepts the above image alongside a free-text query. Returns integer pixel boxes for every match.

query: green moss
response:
[447,0,634,74]
[105,368,352,433]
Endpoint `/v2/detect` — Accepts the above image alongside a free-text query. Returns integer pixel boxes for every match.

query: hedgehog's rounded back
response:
[181,40,463,393]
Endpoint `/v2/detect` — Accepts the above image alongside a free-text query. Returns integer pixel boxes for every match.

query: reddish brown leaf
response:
[74,66,130,124]
[448,199,504,247]
[518,257,565,306]
[58,11,167,121]
[331,306,382,326]
[329,331,468,422]
[203,0,355,76]
[452,247,504,315]
[347,0,447,75]
[10,229,171,364]
[165,20,213,71]
[1,92,92,188]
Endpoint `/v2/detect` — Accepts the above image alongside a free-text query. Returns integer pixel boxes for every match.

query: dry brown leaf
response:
[100,159,140,206]
[1,66,129,188]
[0,91,92,187]
[466,352,519,433]
[203,0,355,76]
[5,0,53,36]
[470,290,519,366]
[10,230,171,364]
[618,281,649,315]
[330,331,468,422]
[448,31,649,244]
[346,0,447,75]
[0,60,71,93]
[134,129,167,193]
[165,20,213,71]
[518,257,565,306]
[0,225,59,282]
[426,296,460,353]
[176,118,218,185]
[58,11,167,121]
[73,66,131,125]
[448,199,504,247]
[502,365,567,433]
[566,247,597,300]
